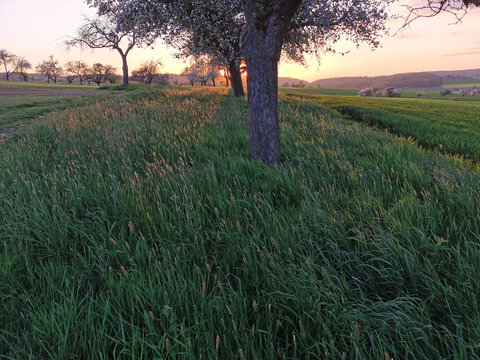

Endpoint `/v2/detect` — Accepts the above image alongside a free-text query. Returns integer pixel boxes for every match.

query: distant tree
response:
[296,81,306,88]
[36,56,62,83]
[104,65,120,84]
[66,12,154,85]
[181,57,219,87]
[65,61,89,85]
[0,49,19,81]
[48,56,62,84]
[89,63,107,85]
[131,59,163,84]
[16,57,32,82]
[65,74,77,84]
[182,65,198,87]
[36,61,52,83]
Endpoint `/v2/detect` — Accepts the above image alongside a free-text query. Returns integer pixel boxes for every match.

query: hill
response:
[310,72,443,89]
[432,68,480,78]
[278,77,311,87]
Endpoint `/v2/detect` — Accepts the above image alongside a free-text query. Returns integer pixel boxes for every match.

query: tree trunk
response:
[228,62,244,98]
[241,0,302,164]
[121,53,129,85]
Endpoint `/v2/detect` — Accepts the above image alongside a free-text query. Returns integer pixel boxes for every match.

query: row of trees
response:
[64,0,480,163]
[0,49,171,85]
[80,0,479,164]
[0,49,32,81]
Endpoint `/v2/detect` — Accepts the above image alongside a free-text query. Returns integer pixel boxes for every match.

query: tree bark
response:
[241,0,302,164]
[228,62,245,98]
[120,52,129,85]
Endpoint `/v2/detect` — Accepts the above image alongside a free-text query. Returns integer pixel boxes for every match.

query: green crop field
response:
[282,93,480,163]
[280,86,480,101]
[1,87,480,359]
[442,77,480,86]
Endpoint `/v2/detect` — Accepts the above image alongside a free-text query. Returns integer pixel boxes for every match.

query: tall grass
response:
[1,87,480,359]
[290,93,480,163]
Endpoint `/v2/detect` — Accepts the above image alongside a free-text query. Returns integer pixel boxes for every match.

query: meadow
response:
[0,81,110,134]
[1,86,480,359]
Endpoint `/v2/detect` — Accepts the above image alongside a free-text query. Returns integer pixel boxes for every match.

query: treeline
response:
[0,49,172,86]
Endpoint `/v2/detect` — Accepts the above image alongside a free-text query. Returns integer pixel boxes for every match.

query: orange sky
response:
[1,0,479,82]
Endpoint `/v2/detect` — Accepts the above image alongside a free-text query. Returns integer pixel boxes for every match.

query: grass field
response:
[442,77,480,86]
[282,93,480,163]
[280,86,480,101]
[0,81,108,134]
[1,86,480,359]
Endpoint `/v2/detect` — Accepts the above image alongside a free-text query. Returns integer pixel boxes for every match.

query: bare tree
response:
[16,57,32,82]
[66,14,143,85]
[65,61,89,85]
[104,65,120,84]
[36,56,62,83]
[89,63,107,85]
[131,59,163,84]
[0,49,19,81]
[403,0,480,27]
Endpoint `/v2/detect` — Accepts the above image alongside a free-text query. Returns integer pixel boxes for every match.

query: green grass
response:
[283,92,480,163]
[442,77,480,86]
[280,87,480,102]
[0,82,104,130]
[1,88,480,359]
[0,80,95,88]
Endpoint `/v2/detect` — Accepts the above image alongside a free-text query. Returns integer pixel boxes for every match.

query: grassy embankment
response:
[1,87,480,359]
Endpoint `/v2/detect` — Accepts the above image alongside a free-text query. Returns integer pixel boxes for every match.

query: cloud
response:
[444,50,479,57]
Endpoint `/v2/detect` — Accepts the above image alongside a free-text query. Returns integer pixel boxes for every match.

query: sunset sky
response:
[1,0,479,82]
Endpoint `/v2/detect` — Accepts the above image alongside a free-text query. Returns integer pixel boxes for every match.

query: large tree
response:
[66,13,150,85]
[87,0,394,163]
[0,49,19,81]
